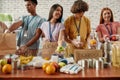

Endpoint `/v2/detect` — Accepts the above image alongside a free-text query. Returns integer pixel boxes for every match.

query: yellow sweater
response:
[64,15,91,49]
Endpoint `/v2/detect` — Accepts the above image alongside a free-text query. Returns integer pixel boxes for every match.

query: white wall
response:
[0,0,120,28]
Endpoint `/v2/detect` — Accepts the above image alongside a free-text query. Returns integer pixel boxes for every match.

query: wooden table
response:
[0,67,120,80]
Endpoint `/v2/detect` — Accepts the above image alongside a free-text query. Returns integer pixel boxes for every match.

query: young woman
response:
[40,4,65,46]
[96,7,120,43]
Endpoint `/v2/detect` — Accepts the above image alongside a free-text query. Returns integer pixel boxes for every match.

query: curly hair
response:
[71,0,89,13]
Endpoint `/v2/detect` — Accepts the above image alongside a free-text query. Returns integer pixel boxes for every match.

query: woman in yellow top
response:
[64,0,91,55]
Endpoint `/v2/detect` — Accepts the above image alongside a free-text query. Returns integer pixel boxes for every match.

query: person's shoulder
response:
[64,15,74,23]
[22,15,28,19]
[57,22,64,26]
[97,24,103,28]
[82,16,90,22]
[66,15,73,19]
[65,15,74,20]
[112,21,120,24]
[40,21,49,28]
[43,21,49,24]
[19,15,28,21]
[36,15,46,20]
[112,21,120,27]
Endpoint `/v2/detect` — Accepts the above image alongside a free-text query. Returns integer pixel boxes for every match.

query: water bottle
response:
[104,38,111,63]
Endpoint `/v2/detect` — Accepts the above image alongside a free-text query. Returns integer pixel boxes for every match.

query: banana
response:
[20,56,33,64]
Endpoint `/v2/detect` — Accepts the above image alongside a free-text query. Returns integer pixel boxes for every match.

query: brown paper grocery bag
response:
[41,42,58,59]
[0,33,16,55]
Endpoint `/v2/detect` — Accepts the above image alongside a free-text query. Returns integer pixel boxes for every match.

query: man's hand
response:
[16,45,28,55]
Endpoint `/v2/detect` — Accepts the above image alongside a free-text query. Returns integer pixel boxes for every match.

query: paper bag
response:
[41,42,58,59]
[0,26,4,33]
[74,49,103,62]
[0,33,16,55]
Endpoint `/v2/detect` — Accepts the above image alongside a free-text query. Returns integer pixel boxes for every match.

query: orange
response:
[2,64,12,74]
[44,57,50,60]
[90,39,97,45]
[50,62,60,72]
[45,65,55,75]
[42,63,49,71]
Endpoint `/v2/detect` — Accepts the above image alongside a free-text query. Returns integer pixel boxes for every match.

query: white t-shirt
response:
[40,21,65,42]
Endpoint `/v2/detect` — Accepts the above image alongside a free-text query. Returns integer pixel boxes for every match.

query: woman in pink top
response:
[96,7,120,43]
[40,4,65,46]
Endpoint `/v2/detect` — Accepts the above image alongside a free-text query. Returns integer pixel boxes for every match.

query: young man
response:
[7,0,45,56]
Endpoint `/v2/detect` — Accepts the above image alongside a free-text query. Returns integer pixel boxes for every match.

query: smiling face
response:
[100,7,114,24]
[102,10,112,23]
[52,6,62,21]
[48,4,63,23]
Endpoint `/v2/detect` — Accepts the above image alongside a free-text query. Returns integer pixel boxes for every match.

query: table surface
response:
[0,67,120,80]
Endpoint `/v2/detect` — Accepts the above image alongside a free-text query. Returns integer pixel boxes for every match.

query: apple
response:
[56,46,64,53]
[7,58,12,64]
[111,36,117,41]
[58,62,66,68]
[0,59,7,66]
[50,62,60,72]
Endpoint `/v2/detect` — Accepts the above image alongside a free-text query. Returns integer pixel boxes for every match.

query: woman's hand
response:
[43,38,50,42]
[72,39,83,48]
[103,35,110,40]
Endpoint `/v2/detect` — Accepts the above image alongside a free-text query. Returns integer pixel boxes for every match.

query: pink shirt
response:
[96,22,120,37]
[40,21,65,42]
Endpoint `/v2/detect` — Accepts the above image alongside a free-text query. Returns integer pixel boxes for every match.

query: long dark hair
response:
[100,7,114,24]
[48,4,63,23]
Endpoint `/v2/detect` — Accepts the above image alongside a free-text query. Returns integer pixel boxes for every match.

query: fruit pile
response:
[42,62,58,75]
[0,59,12,74]
[42,60,67,75]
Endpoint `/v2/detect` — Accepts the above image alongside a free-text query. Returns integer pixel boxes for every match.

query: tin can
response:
[12,60,18,74]
[51,54,59,63]
[96,60,103,70]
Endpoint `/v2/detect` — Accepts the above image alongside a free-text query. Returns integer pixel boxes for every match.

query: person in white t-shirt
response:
[40,4,65,46]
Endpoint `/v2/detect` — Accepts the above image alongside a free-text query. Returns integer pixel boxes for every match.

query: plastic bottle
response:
[104,37,111,63]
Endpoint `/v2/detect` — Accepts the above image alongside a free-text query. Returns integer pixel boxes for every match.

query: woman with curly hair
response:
[64,0,91,55]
